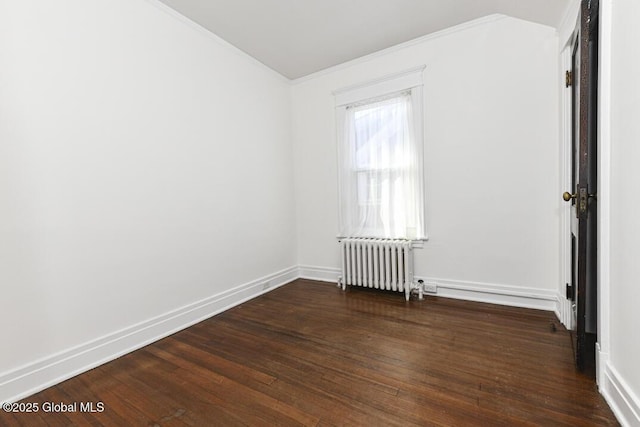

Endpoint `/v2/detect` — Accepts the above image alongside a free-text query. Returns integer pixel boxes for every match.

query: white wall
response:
[292,16,560,308]
[604,0,640,423]
[0,0,295,401]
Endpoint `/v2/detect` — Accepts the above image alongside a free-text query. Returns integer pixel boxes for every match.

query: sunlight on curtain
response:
[339,93,424,239]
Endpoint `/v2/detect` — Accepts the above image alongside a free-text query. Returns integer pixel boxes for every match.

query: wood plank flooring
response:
[2,279,618,426]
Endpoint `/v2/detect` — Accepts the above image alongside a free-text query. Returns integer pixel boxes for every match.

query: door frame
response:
[595,0,612,389]
[559,20,579,332]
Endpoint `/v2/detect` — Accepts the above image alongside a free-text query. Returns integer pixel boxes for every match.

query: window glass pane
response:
[356,170,386,206]
[353,97,408,170]
[337,86,424,240]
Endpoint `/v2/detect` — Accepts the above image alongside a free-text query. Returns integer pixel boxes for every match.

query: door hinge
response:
[565,70,573,88]
[566,283,575,301]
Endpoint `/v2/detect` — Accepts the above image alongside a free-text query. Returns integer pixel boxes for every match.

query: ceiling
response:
[156,0,573,80]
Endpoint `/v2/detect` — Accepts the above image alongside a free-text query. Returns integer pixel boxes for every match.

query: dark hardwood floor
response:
[2,279,618,426]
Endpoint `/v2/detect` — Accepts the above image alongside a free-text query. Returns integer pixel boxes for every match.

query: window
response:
[335,67,426,240]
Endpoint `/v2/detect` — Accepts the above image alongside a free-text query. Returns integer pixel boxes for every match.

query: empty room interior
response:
[1,0,639,425]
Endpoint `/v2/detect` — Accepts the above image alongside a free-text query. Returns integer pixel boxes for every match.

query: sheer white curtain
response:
[339,92,424,240]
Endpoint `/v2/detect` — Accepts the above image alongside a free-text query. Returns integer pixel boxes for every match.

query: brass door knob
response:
[563,192,576,202]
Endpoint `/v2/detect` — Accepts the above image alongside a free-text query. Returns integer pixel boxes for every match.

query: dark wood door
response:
[565,0,598,372]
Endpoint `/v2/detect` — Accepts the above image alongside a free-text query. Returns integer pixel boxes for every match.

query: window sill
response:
[336,236,427,249]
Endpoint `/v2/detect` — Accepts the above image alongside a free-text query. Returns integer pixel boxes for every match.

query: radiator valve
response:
[416,279,424,300]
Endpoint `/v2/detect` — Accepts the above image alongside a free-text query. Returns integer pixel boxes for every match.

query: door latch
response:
[579,187,587,215]
[577,187,597,216]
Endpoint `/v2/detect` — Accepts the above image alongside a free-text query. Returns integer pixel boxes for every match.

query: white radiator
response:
[339,238,415,301]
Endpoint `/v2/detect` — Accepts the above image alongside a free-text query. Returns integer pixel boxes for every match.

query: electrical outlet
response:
[423,281,438,293]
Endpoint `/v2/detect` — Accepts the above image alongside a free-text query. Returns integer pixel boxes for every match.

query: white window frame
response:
[334,66,427,244]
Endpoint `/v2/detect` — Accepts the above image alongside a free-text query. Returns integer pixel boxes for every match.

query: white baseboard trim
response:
[554,299,563,327]
[297,265,341,283]
[296,266,557,312]
[416,276,558,311]
[600,362,640,427]
[0,266,298,404]
[556,295,574,330]
[597,343,607,388]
